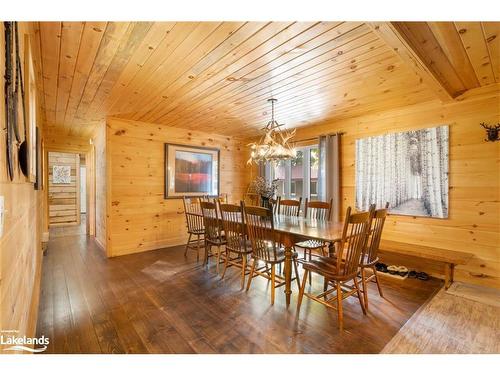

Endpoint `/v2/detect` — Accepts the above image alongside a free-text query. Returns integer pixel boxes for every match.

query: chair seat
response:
[226,238,253,254]
[295,239,326,249]
[189,229,204,235]
[206,234,227,246]
[254,245,299,264]
[302,256,353,281]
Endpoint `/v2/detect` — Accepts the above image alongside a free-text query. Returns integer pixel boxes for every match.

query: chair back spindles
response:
[269,196,280,215]
[304,198,333,221]
[243,203,278,263]
[200,201,223,242]
[364,203,388,264]
[220,202,247,253]
[337,207,371,277]
[277,198,302,217]
[217,193,228,204]
[183,197,204,234]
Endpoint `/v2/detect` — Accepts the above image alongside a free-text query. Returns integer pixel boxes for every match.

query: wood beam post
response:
[368,22,455,103]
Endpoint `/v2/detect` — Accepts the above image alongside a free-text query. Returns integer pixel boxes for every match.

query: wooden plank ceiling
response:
[34,21,500,139]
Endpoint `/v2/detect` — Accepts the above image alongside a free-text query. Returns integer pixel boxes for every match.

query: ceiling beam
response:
[368,22,455,102]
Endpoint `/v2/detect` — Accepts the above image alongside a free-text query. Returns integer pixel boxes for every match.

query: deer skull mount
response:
[480,123,500,142]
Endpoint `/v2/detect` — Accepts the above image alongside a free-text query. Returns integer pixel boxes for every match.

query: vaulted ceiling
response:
[33,21,500,139]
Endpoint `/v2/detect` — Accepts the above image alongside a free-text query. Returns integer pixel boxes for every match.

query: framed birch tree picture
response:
[355,125,449,218]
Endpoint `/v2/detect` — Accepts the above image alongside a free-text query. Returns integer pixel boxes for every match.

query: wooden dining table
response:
[272,214,345,307]
[193,207,345,307]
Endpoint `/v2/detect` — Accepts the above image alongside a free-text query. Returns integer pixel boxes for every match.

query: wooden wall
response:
[0,22,44,348]
[94,123,107,249]
[268,85,499,288]
[106,117,248,257]
[48,152,80,225]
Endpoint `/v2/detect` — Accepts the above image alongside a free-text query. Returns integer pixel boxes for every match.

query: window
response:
[290,150,303,198]
[272,160,286,197]
[309,147,319,201]
[267,145,319,202]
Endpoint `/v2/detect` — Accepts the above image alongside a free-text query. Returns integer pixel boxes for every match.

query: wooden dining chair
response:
[295,198,333,261]
[269,196,280,214]
[277,197,302,217]
[217,193,228,203]
[182,196,205,261]
[243,203,301,305]
[219,202,253,288]
[200,200,227,273]
[296,207,371,330]
[359,202,389,309]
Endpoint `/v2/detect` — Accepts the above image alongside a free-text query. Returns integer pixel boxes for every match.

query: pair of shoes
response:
[387,265,409,277]
[376,262,388,273]
[397,266,408,277]
[408,270,417,278]
[387,265,399,275]
[417,271,429,280]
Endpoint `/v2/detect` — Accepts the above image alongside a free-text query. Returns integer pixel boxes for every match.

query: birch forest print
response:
[355,125,449,218]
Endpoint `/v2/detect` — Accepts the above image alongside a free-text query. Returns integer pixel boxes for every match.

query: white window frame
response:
[266,145,318,200]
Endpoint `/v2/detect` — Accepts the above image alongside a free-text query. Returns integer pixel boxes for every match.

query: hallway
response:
[49,214,87,238]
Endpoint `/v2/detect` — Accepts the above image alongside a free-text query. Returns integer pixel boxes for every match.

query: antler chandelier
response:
[248,98,296,164]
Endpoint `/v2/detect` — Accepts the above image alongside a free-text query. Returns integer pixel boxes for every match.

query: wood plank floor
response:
[49,214,87,238]
[36,233,442,354]
[382,287,500,353]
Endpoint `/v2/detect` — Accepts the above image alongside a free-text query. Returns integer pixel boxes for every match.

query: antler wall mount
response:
[480,123,500,142]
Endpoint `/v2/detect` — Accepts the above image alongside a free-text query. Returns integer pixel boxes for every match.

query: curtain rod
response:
[292,131,345,144]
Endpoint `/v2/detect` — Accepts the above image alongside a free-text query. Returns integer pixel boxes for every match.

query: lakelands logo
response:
[1,330,49,353]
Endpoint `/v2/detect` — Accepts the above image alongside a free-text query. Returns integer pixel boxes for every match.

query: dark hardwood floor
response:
[36,232,442,354]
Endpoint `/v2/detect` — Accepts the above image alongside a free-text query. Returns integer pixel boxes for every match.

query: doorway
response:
[46,150,95,238]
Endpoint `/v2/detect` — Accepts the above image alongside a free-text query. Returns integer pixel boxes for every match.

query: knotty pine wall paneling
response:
[259,86,499,288]
[47,152,80,226]
[106,117,248,257]
[94,123,107,249]
[0,22,44,349]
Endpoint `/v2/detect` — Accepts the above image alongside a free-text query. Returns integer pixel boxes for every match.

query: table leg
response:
[444,263,455,290]
[328,242,335,257]
[284,244,292,307]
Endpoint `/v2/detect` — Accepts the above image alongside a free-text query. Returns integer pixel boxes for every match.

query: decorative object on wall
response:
[247,98,296,164]
[14,22,29,178]
[480,123,500,142]
[4,21,16,181]
[34,127,42,190]
[25,33,37,182]
[164,143,219,198]
[355,125,449,218]
[52,165,71,184]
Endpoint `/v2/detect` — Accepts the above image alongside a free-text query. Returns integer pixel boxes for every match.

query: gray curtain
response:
[318,134,341,222]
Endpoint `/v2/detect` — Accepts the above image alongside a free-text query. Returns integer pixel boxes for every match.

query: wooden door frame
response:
[44,145,96,236]
[86,145,96,236]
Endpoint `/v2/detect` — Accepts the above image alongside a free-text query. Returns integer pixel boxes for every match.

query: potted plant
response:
[251,177,279,208]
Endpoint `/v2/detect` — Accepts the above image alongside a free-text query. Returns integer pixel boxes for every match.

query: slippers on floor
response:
[387,265,399,275]
[376,262,388,273]
[397,266,409,277]
[417,271,429,281]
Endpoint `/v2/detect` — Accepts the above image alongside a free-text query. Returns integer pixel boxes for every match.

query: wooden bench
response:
[378,240,473,289]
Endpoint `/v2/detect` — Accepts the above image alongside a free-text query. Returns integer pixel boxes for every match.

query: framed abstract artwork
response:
[52,165,71,184]
[355,125,449,218]
[164,143,220,199]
